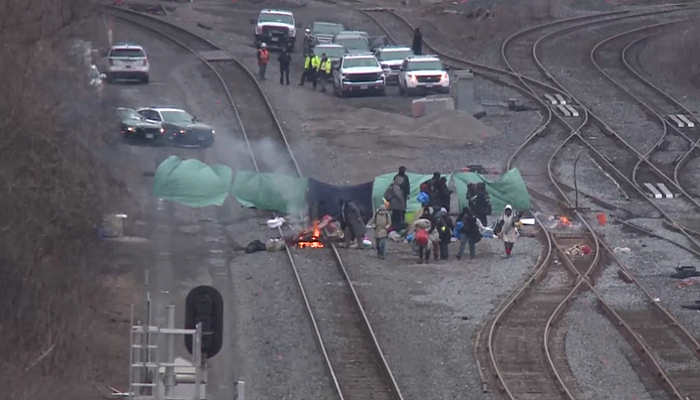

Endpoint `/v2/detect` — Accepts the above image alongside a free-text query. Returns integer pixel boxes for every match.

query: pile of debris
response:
[565,243,592,257]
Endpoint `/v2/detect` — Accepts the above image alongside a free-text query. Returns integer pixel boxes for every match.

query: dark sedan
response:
[117,107,165,144]
[136,107,215,147]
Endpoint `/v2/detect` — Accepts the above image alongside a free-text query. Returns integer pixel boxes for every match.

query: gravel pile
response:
[563,294,657,400]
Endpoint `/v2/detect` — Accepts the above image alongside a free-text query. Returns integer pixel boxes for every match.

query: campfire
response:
[297,221,324,249]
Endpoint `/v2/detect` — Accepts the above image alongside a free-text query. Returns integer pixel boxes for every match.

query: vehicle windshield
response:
[259,13,294,25]
[317,47,345,59]
[116,108,141,120]
[314,23,344,34]
[378,50,413,61]
[406,60,444,71]
[335,37,368,51]
[110,48,145,58]
[343,57,379,68]
[160,110,195,123]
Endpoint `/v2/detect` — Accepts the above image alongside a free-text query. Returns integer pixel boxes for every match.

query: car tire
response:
[141,75,149,84]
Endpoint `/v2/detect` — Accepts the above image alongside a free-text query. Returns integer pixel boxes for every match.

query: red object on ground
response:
[581,245,592,255]
[597,213,607,226]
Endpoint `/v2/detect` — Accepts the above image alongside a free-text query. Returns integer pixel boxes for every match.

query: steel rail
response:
[107,7,405,400]
[503,10,700,397]
[590,20,700,202]
[620,29,700,194]
[316,4,700,398]
[527,9,700,251]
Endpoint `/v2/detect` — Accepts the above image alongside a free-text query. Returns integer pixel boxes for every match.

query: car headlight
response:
[408,74,417,84]
[212,129,216,135]
[179,129,186,134]
[289,28,296,36]
[160,128,165,134]
[441,73,449,81]
[126,126,135,132]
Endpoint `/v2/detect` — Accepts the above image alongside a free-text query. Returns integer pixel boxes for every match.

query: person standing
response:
[437,176,452,213]
[393,166,410,203]
[316,53,331,92]
[436,207,454,259]
[373,204,392,259]
[336,199,366,248]
[412,28,423,56]
[384,175,407,231]
[456,207,484,260]
[495,204,521,257]
[256,43,269,80]
[410,207,434,264]
[299,50,319,87]
[277,47,291,85]
[473,182,492,225]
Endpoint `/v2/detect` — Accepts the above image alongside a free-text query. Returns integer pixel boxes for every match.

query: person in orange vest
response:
[256,42,269,81]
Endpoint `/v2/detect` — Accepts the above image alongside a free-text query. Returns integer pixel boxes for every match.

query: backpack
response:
[414,228,429,246]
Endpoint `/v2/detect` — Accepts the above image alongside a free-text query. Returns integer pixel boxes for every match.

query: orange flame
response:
[298,221,324,248]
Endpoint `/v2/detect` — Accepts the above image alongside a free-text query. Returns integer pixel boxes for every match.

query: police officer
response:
[316,53,331,92]
[256,43,269,80]
[299,50,319,87]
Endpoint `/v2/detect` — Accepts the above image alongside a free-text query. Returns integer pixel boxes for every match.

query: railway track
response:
[109,7,404,400]
[346,3,700,399]
[592,21,700,201]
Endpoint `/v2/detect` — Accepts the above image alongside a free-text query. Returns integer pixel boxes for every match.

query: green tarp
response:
[230,170,308,215]
[153,156,233,207]
[372,173,453,212]
[454,169,531,213]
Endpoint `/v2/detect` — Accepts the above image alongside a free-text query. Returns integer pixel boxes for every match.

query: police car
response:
[251,9,300,51]
[397,55,450,96]
[104,42,149,84]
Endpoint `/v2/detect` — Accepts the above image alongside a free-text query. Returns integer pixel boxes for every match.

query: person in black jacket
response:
[278,47,291,85]
[472,182,492,225]
[456,207,484,260]
[435,207,454,259]
[412,28,422,56]
[437,176,453,213]
[393,166,410,201]
[335,199,366,248]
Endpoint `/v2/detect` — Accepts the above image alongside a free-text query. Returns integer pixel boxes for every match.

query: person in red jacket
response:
[257,43,269,81]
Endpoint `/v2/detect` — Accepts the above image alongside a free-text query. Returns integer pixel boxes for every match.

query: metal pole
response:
[129,304,135,398]
[235,381,245,400]
[194,323,202,400]
[142,270,151,396]
[164,305,176,396]
[573,151,584,210]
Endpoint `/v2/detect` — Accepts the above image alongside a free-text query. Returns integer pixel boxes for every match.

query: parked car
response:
[332,32,370,54]
[105,42,149,84]
[305,21,345,49]
[116,107,165,144]
[251,9,301,51]
[314,44,345,70]
[333,54,386,97]
[397,55,450,96]
[374,46,414,84]
[136,106,215,147]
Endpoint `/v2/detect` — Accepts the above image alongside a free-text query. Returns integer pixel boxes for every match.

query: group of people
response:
[255,43,332,90]
[333,166,522,262]
[255,26,425,87]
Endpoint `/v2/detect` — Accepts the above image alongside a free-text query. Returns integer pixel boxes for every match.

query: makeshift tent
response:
[453,169,531,213]
[307,179,374,223]
[372,172,452,213]
[153,156,233,207]
[230,171,308,215]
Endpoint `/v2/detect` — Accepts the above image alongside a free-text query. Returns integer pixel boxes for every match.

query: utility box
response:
[453,70,483,116]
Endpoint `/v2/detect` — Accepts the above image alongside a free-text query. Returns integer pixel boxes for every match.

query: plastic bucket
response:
[596,213,607,226]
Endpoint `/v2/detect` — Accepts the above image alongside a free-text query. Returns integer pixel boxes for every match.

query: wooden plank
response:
[677,114,695,128]
[543,94,557,105]
[554,93,567,105]
[556,104,571,117]
[668,114,684,128]
[565,105,579,117]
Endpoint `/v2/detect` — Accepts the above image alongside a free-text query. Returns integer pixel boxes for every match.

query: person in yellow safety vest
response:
[257,42,269,81]
[299,51,320,87]
[316,53,332,93]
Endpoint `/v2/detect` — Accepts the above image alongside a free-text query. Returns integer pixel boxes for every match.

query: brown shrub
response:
[0,0,127,398]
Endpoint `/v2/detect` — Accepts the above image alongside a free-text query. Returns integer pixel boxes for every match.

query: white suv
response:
[105,43,149,84]
[252,9,298,51]
[333,54,386,97]
[398,55,450,96]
